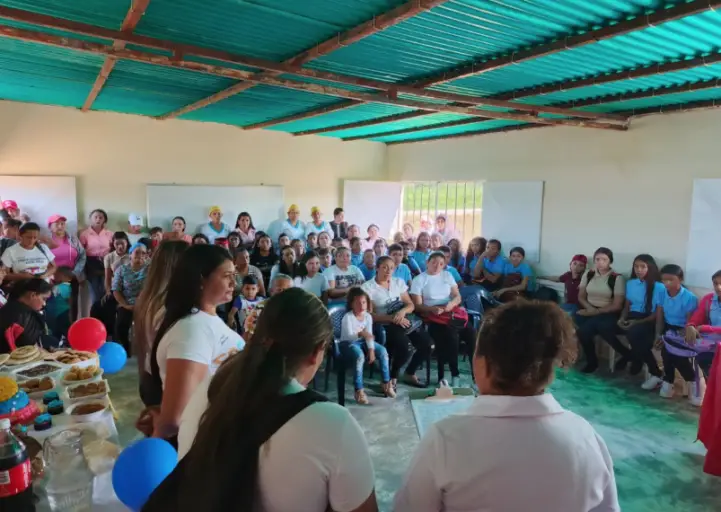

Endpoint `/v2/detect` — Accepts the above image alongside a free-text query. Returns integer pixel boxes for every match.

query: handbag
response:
[426,306,469,328]
[386,299,423,334]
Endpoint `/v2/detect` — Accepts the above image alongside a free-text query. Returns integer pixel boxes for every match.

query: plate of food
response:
[4,346,45,367]
[46,349,98,368]
[67,400,108,424]
[12,361,64,380]
[64,380,110,402]
[61,365,103,384]
[18,376,56,399]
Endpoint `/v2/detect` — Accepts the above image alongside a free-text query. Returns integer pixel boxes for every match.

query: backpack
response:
[142,389,329,512]
[585,270,618,298]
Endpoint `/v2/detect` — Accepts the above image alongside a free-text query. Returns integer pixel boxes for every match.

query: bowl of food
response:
[61,365,103,385]
[12,362,64,380]
[67,401,108,424]
[18,376,56,400]
[64,380,109,402]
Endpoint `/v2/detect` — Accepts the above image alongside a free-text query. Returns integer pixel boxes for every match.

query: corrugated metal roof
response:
[0,0,720,142]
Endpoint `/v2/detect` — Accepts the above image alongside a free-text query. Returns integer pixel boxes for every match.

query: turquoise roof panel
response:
[584,87,721,112]
[370,118,524,143]
[0,36,103,108]
[325,112,474,138]
[0,0,130,29]
[267,103,414,133]
[135,0,409,62]
[179,84,341,127]
[92,60,237,116]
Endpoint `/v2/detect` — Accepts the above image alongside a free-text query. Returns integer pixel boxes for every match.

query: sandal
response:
[403,374,426,388]
[381,382,396,399]
[355,389,370,405]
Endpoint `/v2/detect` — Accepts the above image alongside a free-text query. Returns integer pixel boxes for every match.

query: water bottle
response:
[0,418,35,511]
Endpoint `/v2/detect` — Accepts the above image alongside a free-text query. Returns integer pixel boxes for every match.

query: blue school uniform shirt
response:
[625,279,665,314]
[360,265,376,281]
[446,265,462,284]
[410,250,430,272]
[502,261,533,290]
[661,287,699,327]
[483,256,506,275]
[393,263,412,284]
[405,257,421,275]
[350,252,363,268]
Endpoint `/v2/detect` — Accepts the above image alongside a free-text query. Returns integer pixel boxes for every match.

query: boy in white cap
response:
[127,213,145,245]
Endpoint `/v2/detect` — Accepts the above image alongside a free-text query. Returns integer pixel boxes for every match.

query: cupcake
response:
[47,400,64,415]
[43,391,59,405]
[34,413,52,431]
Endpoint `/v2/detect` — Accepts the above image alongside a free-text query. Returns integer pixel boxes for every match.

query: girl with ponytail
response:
[152,288,378,512]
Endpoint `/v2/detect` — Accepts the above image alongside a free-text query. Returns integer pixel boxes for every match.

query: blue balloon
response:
[97,341,127,374]
[112,438,177,511]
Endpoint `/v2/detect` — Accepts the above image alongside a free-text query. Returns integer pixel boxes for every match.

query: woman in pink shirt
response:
[79,209,114,305]
[45,214,86,321]
[233,211,256,249]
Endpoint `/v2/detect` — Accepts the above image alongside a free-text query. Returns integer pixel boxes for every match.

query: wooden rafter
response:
[156,0,452,120]
[81,0,150,111]
[247,0,721,131]
[0,12,630,130]
[314,52,721,139]
[384,98,721,146]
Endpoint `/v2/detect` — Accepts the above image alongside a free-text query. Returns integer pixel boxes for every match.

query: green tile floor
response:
[106,360,721,511]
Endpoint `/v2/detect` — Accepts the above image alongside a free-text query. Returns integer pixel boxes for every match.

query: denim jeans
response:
[560,303,579,315]
[339,340,390,390]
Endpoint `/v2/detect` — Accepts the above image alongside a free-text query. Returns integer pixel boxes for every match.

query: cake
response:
[34,413,52,431]
[47,400,64,415]
[0,376,41,426]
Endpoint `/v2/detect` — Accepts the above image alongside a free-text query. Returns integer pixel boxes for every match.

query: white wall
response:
[0,101,386,230]
[387,109,721,285]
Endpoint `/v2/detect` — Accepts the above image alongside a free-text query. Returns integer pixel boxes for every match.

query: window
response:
[396,181,483,246]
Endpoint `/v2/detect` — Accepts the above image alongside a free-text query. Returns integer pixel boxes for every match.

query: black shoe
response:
[629,361,643,376]
[614,356,630,372]
[581,363,598,374]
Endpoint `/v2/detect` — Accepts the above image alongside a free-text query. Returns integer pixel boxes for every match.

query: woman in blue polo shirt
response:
[471,239,505,292]
[616,254,664,387]
[493,246,533,302]
[409,232,432,273]
[655,264,700,403]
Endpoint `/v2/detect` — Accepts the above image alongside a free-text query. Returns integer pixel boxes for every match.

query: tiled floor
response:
[107,359,721,511]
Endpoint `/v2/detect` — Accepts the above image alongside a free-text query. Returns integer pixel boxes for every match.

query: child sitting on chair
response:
[655,264,700,405]
[227,275,264,335]
[685,269,721,378]
[340,287,394,404]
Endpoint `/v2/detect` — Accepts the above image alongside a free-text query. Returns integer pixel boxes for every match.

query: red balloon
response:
[67,318,107,352]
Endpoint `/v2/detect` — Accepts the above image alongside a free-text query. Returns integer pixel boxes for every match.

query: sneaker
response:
[641,375,663,390]
[689,378,706,407]
[451,376,461,388]
[659,382,674,399]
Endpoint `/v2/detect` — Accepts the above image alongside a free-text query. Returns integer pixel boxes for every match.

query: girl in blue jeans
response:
[340,287,395,404]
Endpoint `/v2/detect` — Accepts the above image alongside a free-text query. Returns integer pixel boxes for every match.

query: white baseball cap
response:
[128,213,144,226]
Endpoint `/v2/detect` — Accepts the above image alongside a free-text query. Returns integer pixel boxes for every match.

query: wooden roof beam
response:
[81,0,150,112]
[0,6,627,125]
[156,0,452,120]
[241,0,720,131]
[327,54,721,140]
[0,23,628,131]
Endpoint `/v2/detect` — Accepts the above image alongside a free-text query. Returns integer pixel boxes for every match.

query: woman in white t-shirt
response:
[394,301,619,512]
[1,222,56,283]
[361,256,432,388]
[150,244,245,440]
[293,252,329,305]
[410,251,476,388]
[168,288,378,512]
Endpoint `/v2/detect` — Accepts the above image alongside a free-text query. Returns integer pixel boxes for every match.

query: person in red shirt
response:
[541,254,587,314]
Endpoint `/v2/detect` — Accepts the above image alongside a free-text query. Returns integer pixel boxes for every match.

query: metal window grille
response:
[395,181,483,246]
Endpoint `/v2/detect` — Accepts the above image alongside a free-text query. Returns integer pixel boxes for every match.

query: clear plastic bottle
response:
[42,430,94,511]
[0,417,34,511]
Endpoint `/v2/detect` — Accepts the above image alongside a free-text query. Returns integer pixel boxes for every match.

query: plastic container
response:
[66,401,109,425]
[60,368,103,386]
[11,362,63,382]
[63,380,110,403]
[17,376,57,401]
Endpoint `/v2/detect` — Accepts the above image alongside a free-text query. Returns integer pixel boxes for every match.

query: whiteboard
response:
[343,180,402,239]
[0,176,78,234]
[481,181,544,262]
[146,185,284,234]
[685,179,721,288]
